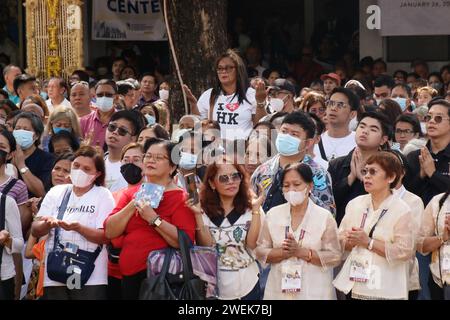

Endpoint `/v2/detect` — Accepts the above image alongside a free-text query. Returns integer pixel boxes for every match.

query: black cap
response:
[269,79,296,95]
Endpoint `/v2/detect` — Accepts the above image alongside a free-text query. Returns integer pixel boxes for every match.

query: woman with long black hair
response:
[184,49,268,140]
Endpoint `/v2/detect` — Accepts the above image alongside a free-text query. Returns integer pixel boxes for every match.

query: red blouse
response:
[105,185,196,276]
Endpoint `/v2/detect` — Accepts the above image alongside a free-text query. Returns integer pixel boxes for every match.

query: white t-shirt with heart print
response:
[197,88,256,140]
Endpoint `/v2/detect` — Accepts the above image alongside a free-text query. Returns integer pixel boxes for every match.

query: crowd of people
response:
[0,46,449,301]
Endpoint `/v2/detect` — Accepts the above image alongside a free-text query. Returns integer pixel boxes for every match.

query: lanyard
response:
[360,208,369,228]
[285,226,306,245]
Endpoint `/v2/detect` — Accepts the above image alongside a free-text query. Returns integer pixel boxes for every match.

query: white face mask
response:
[283,188,308,206]
[96,96,114,112]
[269,98,285,113]
[70,168,96,188]
[159,89,169,101]
[172,128,191,143]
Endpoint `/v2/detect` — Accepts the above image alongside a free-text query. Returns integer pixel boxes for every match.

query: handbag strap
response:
[318,139,328,161]
[177,229,196,281]
[368,208,388,238]
[0,178,17,277]
[156,248,174,281]
[52,187,73,251]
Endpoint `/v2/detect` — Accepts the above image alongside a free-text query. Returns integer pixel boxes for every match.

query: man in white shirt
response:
[104,110,143,192]
[46,77,71,113]
[314,87,358,162]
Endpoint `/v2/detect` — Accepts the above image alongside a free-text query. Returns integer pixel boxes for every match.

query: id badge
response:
[64,242,79,254]
[349,250,372,283]
[442,244,450,274]
[281,261,303,293]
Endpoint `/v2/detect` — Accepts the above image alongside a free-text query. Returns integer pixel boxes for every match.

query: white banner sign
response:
[378,0,450,36]
[92,0,167,41]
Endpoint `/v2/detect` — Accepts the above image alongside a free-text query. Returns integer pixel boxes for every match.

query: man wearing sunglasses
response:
[314,87,358,163]
[104,110,144,192]
[80,79,118,148]
[405,99,450,207]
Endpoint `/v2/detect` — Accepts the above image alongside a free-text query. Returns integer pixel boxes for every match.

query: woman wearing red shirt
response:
[104,138,195,300]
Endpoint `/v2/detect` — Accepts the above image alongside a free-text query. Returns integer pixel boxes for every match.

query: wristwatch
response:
[150,215,163,227]
[19,167,29,175]
[256,101,266,108]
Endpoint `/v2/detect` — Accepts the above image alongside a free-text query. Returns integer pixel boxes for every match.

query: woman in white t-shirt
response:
[31,146,115,300]
[184,49,268,140]
[188,157,264,300]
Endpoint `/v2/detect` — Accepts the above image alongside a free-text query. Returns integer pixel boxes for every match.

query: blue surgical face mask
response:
[276,133,301,156]
[40,91,48,100]
[13,129,35,149]
[145,114,156,126]
[393,97,407,111]
[179,152,198,170]
[53,127,72,135]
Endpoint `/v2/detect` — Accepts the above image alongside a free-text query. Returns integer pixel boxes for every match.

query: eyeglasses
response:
[424,114,450,123]
[310,107,326,114]
[216,66,236,73]
[361,168,378,177]
[395,128,414,135]
[143,153,169,162]
[97,92,115,98]
[325,100,348,109]
[107,123,131,136]
[217,172,242,184]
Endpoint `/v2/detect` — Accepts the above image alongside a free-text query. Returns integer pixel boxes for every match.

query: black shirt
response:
[21,147,55,198]
[404,141,450,206]
[328,149,367,225]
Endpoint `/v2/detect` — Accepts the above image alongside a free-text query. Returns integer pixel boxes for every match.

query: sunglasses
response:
[424,114,450,123]
[361,168,378,177]
[217,172,242,184]
[70,80,89,88]
[107,123,131,136]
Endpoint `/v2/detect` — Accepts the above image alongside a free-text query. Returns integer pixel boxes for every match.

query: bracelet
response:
[306,249,313,263]
[368,238,374,251]
[256,101,266,108]
[252,210,260,216]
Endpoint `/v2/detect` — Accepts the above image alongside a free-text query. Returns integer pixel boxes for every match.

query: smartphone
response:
[185,173,199,205]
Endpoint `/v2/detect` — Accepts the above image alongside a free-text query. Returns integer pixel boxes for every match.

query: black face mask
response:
[120,163,142,185]
[0,150,7,166]
[202,140,213,149]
